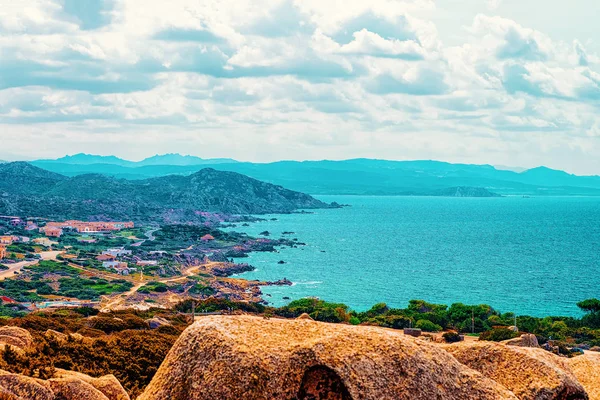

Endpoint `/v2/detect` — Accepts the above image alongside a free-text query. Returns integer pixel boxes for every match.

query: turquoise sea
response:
[231,196,600,317]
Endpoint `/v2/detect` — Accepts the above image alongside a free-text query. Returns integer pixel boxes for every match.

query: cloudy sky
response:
[1,0,599,174]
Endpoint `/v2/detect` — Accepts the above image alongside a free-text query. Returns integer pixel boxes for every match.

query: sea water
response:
[231,196,600,317]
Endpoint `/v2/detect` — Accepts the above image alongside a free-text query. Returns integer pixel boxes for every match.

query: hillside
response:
[31,156,600,196]
[0,163,333,221]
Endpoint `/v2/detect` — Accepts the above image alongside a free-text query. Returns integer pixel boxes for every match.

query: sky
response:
[1,0,599,174]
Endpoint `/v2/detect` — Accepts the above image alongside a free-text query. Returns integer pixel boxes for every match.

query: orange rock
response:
[48,377,110,400]
[568,353,600,400]
[139,315,517,400]
[0,370,54,400]
[0,326,34,353]
[54,369,130,400]
[445,341,587,400]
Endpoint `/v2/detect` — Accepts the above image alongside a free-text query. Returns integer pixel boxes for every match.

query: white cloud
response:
[1,0,600,173]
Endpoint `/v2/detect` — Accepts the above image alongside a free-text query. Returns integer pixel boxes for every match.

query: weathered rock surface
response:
[139,315,517,400]
[0,326,34,352]
[53,369,130,400]
[568,353,600,400]
[147,317,171,330]
[0,368,130,400]
[445,341,588,400]
[47,377,109,400]
[44,329,69,343]
[0,370,53,400]
[501,334,539,348]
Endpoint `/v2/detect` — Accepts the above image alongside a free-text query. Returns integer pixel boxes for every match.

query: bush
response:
[479,328,518,342]
[442,331,462,343]
[349,317,361,325]
[415,319,443,332]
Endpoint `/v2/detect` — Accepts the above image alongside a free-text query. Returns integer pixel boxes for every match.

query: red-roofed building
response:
[96,254,117,261]
[40,227,63,238]
[0,296,17,304]
[201,234,215,241]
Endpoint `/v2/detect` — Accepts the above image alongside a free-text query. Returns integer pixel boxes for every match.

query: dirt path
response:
[0,251,62,281]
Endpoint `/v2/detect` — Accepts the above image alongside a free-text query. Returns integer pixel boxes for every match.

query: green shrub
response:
[415,319,443,332]
[349,317,361,325]
[442,331,462,343]
[479,328,518,342]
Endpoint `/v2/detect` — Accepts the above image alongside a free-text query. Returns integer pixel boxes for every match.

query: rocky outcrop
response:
[0,368,129,400]
[147,317,171,330]
[568,354,600,400]
[53,369,130,400]
[0,326,34,353]
[139,316,517,400]
[501,334,539,348]
[0,370,54,400]
[445,341,587,400]
[47,378,109,400]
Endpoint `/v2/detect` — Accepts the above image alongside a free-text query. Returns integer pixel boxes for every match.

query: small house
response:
[102,261,128,269]
[201,234,215,242]
[136,260,158,266]
[0,236,14,245]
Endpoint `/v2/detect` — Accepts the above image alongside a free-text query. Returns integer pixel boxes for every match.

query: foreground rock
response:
[568,353,600,400]
[47,378,109,400]
[445,341,587,400]
[0,326,34,353]
[0,370,54,400]
[140,315,517,400]
[0,369,129,400]
[53,369,130,400]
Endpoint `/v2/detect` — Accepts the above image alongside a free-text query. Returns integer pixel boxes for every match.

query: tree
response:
[578,299,600,329]
[577,299,600,314]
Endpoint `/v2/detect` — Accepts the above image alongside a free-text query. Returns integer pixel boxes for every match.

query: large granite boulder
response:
[0,368,130,400]
[47,377,109,400]
[0,370,53,400]
[53,369,130,400]
[139,315,517,400]
[568,353,600,400]
[445,341,588,399]
[0,326,34,353]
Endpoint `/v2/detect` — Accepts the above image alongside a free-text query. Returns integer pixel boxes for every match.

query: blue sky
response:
[0,0,599,174]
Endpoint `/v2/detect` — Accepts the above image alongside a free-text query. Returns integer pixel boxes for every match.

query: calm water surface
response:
[230,196,600,317]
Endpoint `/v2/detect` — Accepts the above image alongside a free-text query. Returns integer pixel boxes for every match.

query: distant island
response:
[21,154,600,196]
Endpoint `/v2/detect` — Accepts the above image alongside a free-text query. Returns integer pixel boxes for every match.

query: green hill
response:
[0,163,333,222]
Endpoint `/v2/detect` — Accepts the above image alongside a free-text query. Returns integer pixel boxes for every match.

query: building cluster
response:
[40,220,134,237]
[0,235,31,260]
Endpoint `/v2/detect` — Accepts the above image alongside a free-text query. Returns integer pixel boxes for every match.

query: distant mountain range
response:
[34,153,238,168]
[27,154,600,196]
[0,162,332,222]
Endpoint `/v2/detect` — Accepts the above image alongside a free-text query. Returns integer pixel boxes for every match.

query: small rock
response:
[501,334,539,348]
